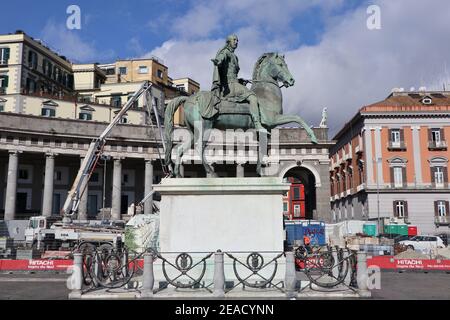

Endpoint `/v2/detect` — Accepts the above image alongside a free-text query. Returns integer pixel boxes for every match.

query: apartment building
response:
[330,90,450,234]
[172,78,200,95]
[0,31,171,125]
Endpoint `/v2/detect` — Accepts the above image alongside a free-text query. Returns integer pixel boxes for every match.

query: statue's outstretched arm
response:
[212,51,227,66]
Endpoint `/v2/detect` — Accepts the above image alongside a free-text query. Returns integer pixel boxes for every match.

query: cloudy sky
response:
[2,0,450,136]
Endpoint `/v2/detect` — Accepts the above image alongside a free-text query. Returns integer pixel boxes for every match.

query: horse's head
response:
[272,53,295,87]
[254,53,295,87]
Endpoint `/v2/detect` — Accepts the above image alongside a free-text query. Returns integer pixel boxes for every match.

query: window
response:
[43,59,52,77]
[26,78,36,93]
[41,107,55,117]
[435,200,449,225]
[138,66,148,74]
[90,172,100,182]
[111,95,122,107]
[435,167,444,186]
[437,201,446,217]
[53,66,61,81]
[0,75,9,89]
[0,102,4,112]
[120,117,128,124]
[67,74,74,89]
[157,69,163,79]
[393,167,403,187]
[283,202,288,213]
[119,67,127,75]
[0,48,10,65]
[28,50,38,69]
[394,200,407,218]
[358,159,365,184]
[104,68,115,75]
[176,84,186,92]
[54,171,62,182]
[391,129,400,143]
[431,129,441,143]
[293,187,300,200]
[91,172,99,183]
[79,112,92,120]
[342,172,347,191]
[347,166,353,189]
[19,169,29,180]
[293,204,300,218]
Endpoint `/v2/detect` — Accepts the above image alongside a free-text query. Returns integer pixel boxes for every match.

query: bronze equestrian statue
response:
[164,35,318,177]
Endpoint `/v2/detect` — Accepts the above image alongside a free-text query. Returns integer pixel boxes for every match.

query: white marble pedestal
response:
[153,177,289,253]
[152,177,290,286]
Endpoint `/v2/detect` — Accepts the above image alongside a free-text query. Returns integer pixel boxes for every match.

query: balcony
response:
[428,140,448,150]
[435,216,449,226]
[387,141,407,151]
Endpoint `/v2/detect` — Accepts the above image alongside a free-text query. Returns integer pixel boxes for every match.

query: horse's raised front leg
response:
[269,114,318,144]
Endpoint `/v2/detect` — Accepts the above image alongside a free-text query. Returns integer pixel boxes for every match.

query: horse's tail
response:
[164,96,188,166]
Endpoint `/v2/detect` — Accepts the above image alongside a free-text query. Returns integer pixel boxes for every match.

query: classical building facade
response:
[330,91,450,234]
[0,112,333,222]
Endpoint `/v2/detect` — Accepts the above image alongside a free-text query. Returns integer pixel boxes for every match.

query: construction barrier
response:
[1,256,449,272]
[367,256,450,271]
[0,259,73,271]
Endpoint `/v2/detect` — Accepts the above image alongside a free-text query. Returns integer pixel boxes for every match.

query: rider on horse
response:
[211,34,267,133]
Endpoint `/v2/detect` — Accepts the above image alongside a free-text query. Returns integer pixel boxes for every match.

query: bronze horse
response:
[164,53,317,177]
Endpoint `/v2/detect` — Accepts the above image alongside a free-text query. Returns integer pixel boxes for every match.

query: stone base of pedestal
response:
[153,177,290,253]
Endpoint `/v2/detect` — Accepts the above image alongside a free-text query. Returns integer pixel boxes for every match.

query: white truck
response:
[24,216,124,252]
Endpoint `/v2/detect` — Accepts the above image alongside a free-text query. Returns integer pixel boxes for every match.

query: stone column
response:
[144,160,154,215]
[67,252,83,299]
[314,161,332,222]
[141,252,154,298]
[78,157,88,221]
[284,251,297,298]
[4,151,19,221]
[356,251,369,293]
[42,153,56,217]
[111,158,122,220]
[213,250,225,297]
[236,162,245,178]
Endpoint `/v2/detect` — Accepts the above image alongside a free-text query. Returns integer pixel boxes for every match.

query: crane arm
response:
[61,81,153,220]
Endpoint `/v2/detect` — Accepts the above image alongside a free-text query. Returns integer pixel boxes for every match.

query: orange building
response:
[330,91,450,235]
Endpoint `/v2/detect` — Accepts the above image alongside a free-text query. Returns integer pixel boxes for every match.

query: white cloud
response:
[40,20,115,63]
[146,0,450,135]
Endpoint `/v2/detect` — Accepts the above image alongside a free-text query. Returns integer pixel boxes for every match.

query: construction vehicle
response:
[24,216,124,251]
[22,81,169,253]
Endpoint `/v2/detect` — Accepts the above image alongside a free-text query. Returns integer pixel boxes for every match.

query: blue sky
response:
[2,0,450,134]
[0,0,366,62]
